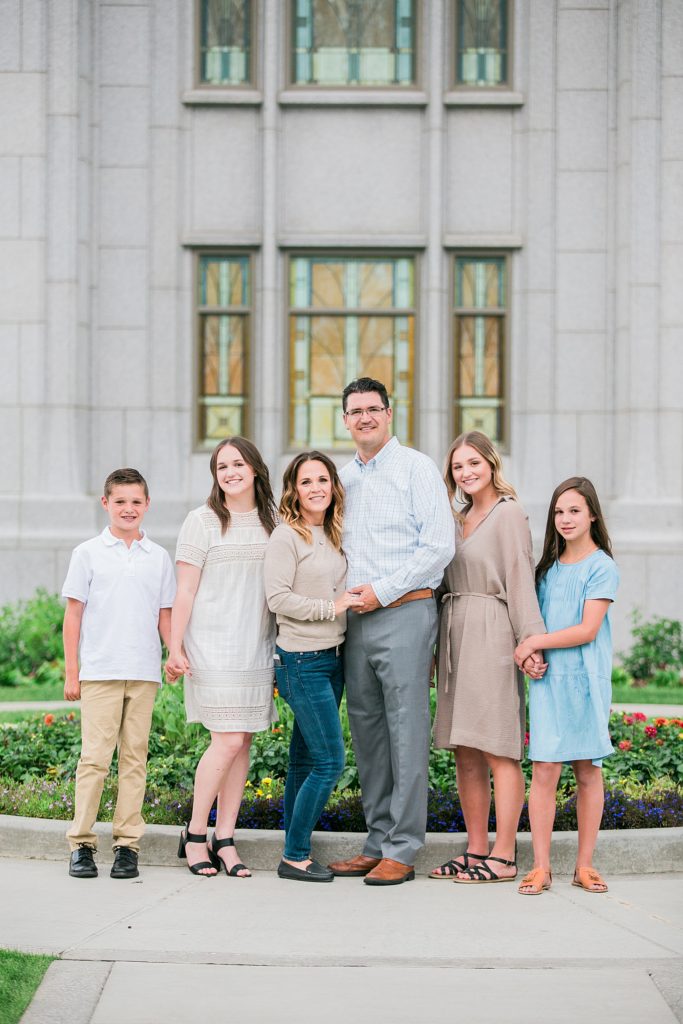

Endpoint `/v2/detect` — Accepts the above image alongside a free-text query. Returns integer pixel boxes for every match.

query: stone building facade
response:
[0,0,681,648]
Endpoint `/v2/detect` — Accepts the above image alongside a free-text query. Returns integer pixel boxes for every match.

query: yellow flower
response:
[256,789,263,796]
[678,732,683,740]
[265,794,272,800]
[244,780,252,788]
[261,777,272,786]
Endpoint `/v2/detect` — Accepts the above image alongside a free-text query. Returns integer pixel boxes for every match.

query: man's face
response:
[343,391,392,452]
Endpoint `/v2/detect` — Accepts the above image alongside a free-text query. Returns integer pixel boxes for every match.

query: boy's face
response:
[101,484,150,539]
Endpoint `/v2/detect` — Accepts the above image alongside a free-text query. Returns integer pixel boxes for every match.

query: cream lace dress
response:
[175,504,276,732]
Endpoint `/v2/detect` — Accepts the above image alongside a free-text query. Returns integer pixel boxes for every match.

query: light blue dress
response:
[528,549,619,765]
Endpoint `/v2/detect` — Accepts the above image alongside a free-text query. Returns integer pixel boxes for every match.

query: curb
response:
[2,814,682,875]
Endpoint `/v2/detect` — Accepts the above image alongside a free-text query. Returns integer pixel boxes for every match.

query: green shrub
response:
[611,665,633,687]
[0,590,64,686]
[620,613,683,684]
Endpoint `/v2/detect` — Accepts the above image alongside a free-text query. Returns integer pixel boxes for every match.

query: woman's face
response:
[451,444,494,499]
[215,444,256,503]
[554,488,595,546]
[296,459,333,524]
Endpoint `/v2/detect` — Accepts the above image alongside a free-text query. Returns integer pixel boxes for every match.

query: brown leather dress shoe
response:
[328,854,381,877]
[363,858,415,886]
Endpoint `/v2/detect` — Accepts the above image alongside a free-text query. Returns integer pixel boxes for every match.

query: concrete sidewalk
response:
[2,856,681,1024]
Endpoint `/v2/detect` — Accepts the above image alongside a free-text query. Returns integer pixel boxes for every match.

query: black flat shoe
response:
[210,834,251,878]
[277,859,334,883]
[69,844,97,879]
[178,823,218,876]
[110,846,139,879]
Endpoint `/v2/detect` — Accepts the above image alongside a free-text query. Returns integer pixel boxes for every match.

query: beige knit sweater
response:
[263,523,347,652]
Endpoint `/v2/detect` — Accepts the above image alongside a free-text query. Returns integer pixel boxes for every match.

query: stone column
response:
[420,0,447,463]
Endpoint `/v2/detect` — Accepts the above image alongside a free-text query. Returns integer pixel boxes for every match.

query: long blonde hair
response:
[279,451,344,551]
[444,431,516,521]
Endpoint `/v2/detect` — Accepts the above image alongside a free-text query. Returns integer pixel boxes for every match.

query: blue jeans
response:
[274,645,345,861]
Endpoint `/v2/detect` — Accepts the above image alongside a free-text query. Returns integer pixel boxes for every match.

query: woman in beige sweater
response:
[264,451,360,883]
[430,431,546,883]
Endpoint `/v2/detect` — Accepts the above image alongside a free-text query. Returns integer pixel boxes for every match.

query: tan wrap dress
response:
[433,496,545,761]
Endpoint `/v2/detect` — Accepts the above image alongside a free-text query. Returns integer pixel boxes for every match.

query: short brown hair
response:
[103,468,149,499]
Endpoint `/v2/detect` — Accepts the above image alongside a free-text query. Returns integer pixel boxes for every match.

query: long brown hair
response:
[207,437,277,536]
[535,476,613,585]
[279,451,344,551]
[443,431,517,521]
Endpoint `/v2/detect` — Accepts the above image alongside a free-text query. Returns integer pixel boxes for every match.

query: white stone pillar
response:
[255,0,281,467]
[420,0,447,463]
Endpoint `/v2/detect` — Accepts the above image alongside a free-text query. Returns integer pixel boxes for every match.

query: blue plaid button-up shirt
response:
[340,437,455,607]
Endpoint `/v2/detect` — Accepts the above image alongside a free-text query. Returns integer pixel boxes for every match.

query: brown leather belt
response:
[384,588,434,610]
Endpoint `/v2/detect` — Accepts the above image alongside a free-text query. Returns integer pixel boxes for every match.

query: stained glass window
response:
[454,255,507,444]
[289,256,415,447]
[197,255,250,444]
[199,0,251,85]
[292,0,415,86]
[455,0,508,87]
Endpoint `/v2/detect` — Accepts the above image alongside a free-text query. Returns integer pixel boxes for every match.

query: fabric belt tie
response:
[441,591,503,688]
[384,588,434,610]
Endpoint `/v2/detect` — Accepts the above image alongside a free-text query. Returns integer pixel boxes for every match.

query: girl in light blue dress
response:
[513,477,619,896]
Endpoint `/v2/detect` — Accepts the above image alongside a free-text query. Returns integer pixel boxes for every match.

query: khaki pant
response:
[66,679,157,852]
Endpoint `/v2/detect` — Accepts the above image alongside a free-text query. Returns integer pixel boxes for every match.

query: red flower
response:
[654,717,668,727]
[623,715,634,725]
[633,712,647,722]
[44,713,54,726]
[67,711,76,721]
[524,732,530,747]
[618,739,632,751]
[645,725,657,738]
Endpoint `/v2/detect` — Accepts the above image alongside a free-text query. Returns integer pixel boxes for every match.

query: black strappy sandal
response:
[178,824,218,876]
[452,852,517,884]
[210,834,251,878]
[428,851,489,879]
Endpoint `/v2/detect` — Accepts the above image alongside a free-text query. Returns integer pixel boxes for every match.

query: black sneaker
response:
[69,844,98,879]
[111,846,139,879]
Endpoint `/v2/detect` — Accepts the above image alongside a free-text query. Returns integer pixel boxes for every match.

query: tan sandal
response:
[572,867,608,893]
[518,867,552,895]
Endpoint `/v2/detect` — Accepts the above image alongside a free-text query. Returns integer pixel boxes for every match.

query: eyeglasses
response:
[345,406,388,420]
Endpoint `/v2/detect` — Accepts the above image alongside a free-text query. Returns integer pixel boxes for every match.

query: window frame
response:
[452,0,512,91]
[285,251,418,451]
[194,250,253,451]
[451,251,510,450]
[195,0,257,90]
[287,0,420,91]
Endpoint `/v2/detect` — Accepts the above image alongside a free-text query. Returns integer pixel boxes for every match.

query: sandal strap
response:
[461,862,497,881]
[185,829,208,844]
[212,836,236,851]
[227,862,249,876]
[190,860,216,873]
[485,854,516,868]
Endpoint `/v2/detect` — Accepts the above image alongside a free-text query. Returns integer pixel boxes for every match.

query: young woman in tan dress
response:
[429,431,546,883]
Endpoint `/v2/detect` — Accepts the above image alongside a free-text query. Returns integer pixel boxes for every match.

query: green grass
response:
[0,949,55,1024]
[0,680,65,703]
[611,685,683,706]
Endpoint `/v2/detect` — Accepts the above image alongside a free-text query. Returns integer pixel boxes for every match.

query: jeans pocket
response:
[274,664,290,701]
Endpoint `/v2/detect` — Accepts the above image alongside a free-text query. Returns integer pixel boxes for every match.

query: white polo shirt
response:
[62,527,176,683]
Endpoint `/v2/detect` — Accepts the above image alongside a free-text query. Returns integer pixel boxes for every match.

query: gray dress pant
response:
[343,597,437,865]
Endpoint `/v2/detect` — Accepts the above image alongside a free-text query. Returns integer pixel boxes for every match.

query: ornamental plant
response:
[619,613,683,685]
[0,589,64,686]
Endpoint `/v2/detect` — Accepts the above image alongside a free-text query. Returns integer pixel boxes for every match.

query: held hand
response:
[523,653,548,680]
[334,590,364,616]
[64,676,81,701]
[164,660,180,684]
[166,650,191,681]
[514,637,539,668]
[349,584,381,614]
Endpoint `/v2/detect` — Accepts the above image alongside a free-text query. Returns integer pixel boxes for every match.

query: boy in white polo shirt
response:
[63,468,176,880]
